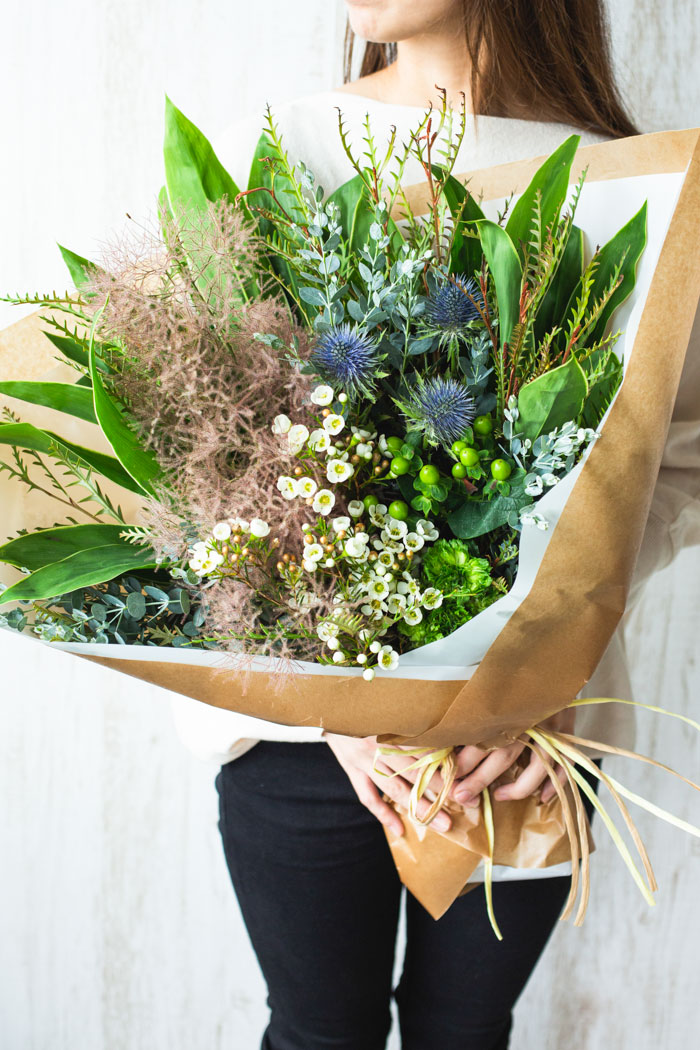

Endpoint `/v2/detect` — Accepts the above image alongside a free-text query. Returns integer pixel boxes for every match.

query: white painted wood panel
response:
[0,3,698,1047]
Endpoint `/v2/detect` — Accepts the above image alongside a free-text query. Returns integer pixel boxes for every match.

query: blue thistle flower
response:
[425,274,482,333]
[402,376,476,447]
[310,324,382,398]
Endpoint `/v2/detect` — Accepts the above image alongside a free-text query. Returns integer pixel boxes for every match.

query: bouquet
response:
[1,95,699,930]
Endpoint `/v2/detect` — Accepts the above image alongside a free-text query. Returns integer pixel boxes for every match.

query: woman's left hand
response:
[450,708,576,807]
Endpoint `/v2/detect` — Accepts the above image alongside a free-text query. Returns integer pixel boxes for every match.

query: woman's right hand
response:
[323,732,452,837]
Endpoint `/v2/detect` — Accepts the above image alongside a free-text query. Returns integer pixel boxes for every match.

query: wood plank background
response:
[1,2,698,1047]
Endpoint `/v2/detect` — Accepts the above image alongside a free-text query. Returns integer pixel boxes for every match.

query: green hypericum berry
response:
[363,494,379,509]
[490,458,512,480]
[419,464,440,485]
[459,447,480,467]
[386,436,404,453]
[390,455,411,476]
[451,462,468,479]
[473,414,493,435]
[388,500,409,521]
[451,439,467,453]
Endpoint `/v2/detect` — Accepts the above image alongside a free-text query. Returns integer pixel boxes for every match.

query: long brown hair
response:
[343,0,638,138]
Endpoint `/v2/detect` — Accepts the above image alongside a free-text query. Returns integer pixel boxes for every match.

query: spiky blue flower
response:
[425,274,482,332]
[310,324,381,398]
[402,376,476,447]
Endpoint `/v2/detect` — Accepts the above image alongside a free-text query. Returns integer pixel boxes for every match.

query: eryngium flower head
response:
[425,274,482,332]
[401,376,476,447]
[311,324,381,398]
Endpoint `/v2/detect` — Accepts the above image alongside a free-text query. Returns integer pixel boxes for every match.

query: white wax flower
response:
[277,475,299,500]
[326,459,354,483]
[369,640,382,654]
[377,645,399,671]
[302,558,319,572]
[331,516,351,532]
[421,588,444,610]
[297,477,318,498]
[403,606,423,626]
[310,384,334,406]
[384,518,408,540]
[386,593,407,616]
[288,424,310,451]
[304,543,324,562]
[344,536,368,559]
[212,522,231,541]
[362,667,376,682]
[403,532,424,552]
[347,500,364,518]
[249,518,270,538]
[332,651,346,664]
[272,414,292,435]
[322,413,345,435]
[312,489,336,515]
[308,428,331,452]
[415,519,439,541]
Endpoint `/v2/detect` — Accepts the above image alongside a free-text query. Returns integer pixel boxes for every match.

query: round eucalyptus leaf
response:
[126,592,147,619]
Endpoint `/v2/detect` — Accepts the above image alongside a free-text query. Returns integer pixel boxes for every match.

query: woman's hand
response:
[450,708,576,807]
[323,732,453,837]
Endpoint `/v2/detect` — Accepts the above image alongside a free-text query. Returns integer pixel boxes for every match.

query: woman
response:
[169,2,700,1047]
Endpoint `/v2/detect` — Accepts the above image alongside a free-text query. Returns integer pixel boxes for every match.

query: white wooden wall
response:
[1,3,699,1047]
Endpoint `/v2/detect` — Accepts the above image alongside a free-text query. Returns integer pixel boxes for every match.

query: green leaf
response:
[0,422,147,494]
[582,202,647,348]
[475,220,522,347]
[88,327,161,496]
[0,380,97,423]
[534,225,585,343]
[0,544,157,606]
[327,173,404,257]
[125,591,147,618]
[0,524,130,571]
[43,331,111,374]
[433,168,485,279]
[163,96,240,212]
[57,245,100,289]
[516,351,589,441]
[448,474,530,539]
[581,352,623,429]
[506,135,580,262]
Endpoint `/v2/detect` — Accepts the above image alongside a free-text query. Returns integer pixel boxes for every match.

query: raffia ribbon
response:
[375,696,700,939]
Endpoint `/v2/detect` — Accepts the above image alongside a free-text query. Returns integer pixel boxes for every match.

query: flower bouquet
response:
[2,95,700,928]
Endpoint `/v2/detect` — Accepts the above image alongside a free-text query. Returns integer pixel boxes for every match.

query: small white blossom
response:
[368,579,391,601]
[249,518,270,538]
[356,653,368,665]
[332,651,346,664]
[403,606,423,626]
[368,503,388,527]
[386,593,407,616]
[308,428,331,452]
[288,424,310,452]
[369,641,382,653]
[272,414,292,435]
[384,518,408,541]
[326,459,354,484]
[416,519,439,541]
[312,489,336,515]
[348,500,364,518]
[297,476,318,498]
[377,645,399,671]
[302,558,318,572]
[421,588,443,610]
[323,413,345,435]
[356,442,373,459]
[212,522,231,541]
[326,636,339,650]
[377,551,394,569]
[277,476,299,500]
[403,532,424,553]
[344,536,369,559]
[304,543,324,562]
[331,516,351,532]
[310,384,334,406]
[338,392,348,404]
[317,621,340,641]
[362,667,376,682]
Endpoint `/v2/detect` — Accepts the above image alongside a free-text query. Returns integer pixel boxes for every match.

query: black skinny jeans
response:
[215,741,601,1050]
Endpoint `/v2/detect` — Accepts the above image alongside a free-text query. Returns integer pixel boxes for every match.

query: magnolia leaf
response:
[516,351,588,441]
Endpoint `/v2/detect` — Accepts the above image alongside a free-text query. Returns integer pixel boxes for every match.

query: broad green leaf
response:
[582,202,647,348]
[0,380,97,423]
[43,330,111,374]
[0,422,146,495]
[448,474,530,539]
[89,329,161,496]
[475,220,522,347]
[516,351,589,441]
[534,224,585,343]
[0,544,156,606]
[433,167,485,279]
[247,131,304,237]
[57,245,100,289]
[0,524,130,571]
[506,135,580,262]
[163,96,240,212]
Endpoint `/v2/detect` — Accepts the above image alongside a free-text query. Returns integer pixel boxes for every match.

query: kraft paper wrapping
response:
[1,128,699,917]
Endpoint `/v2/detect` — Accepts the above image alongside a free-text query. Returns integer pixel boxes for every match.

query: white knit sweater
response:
[170,90,700,777]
